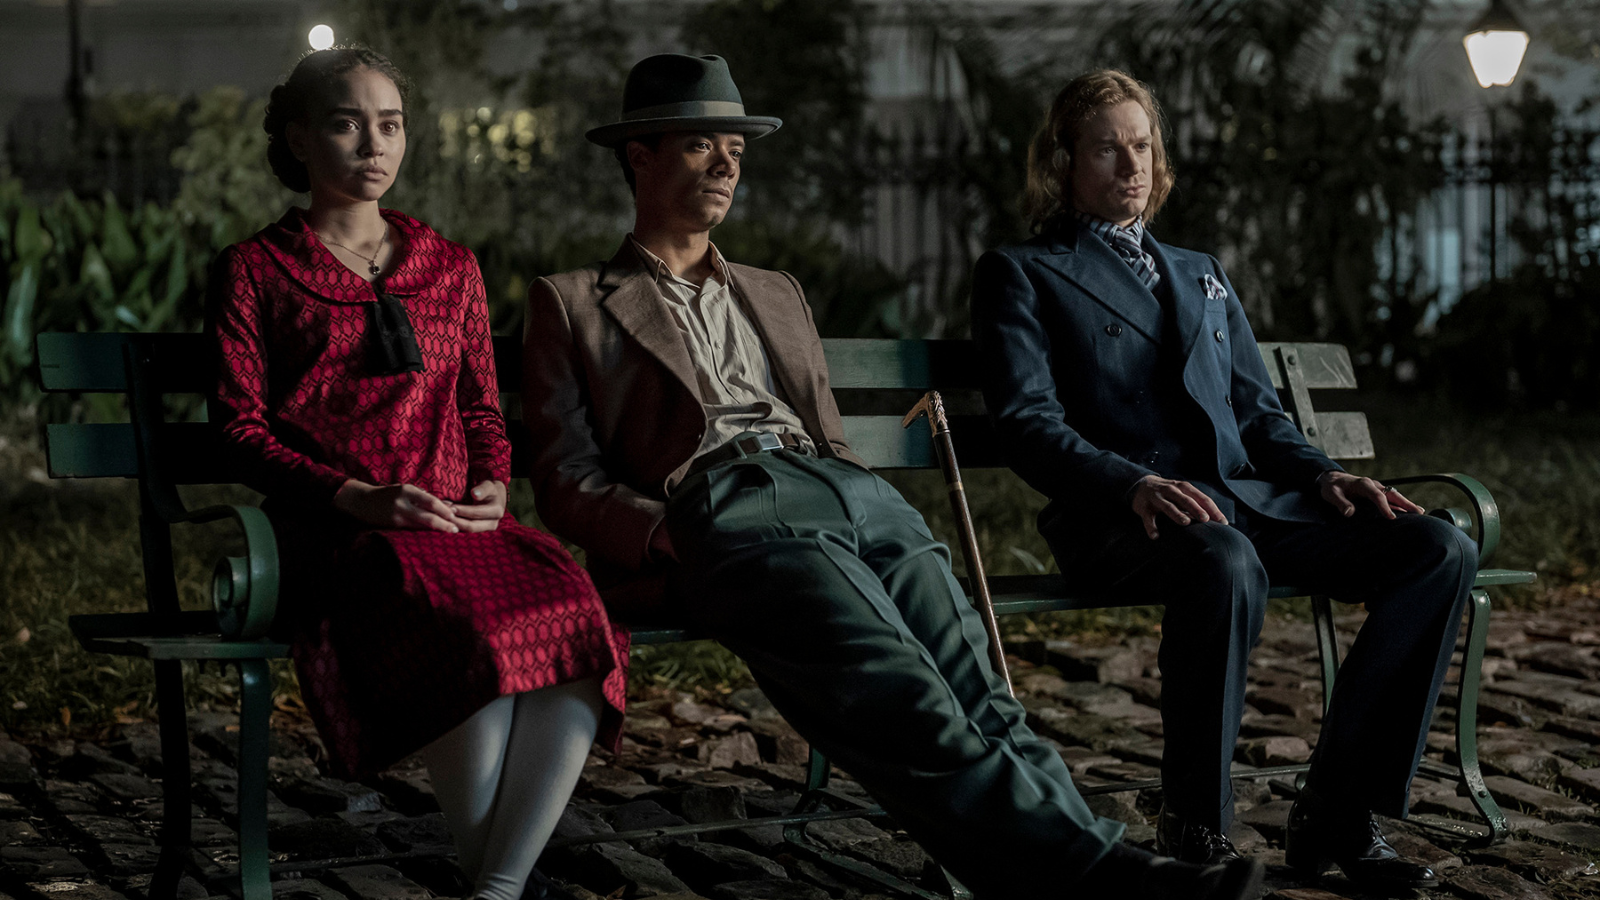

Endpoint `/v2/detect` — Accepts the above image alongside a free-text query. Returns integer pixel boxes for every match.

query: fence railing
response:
[844,119,1600,334]
[10,102,1597,339]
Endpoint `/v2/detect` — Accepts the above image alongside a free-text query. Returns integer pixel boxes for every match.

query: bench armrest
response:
[181,504,281,642]
[1383,472,1501,568]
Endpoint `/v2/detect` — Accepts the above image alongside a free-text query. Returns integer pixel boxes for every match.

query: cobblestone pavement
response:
[5,595,1600,900]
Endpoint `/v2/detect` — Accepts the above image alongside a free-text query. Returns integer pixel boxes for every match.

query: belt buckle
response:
[751,432,783,453]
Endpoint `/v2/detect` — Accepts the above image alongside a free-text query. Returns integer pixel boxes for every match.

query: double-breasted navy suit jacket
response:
[971,221,1339,544]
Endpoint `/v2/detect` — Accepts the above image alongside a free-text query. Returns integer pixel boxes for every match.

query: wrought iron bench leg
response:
[1456,588,1509,845]
[1316,586,1508,845]
[1297,595,1341,793]
[236,659,274,900]
[1309,595,1340,715]
[151,659,192,900]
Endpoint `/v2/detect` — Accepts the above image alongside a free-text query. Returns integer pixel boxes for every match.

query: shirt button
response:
[1215,329,1226,342]
[1106,323,1123,337]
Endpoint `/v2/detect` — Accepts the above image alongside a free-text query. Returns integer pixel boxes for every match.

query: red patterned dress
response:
[207,207,628,778]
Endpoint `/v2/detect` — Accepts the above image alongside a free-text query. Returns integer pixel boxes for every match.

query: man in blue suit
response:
[971,70,1476,893]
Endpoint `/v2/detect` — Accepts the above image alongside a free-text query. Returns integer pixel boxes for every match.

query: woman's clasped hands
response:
[334,479,507,533]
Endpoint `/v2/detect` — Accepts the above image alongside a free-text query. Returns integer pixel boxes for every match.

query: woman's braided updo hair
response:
[263,46,412,193]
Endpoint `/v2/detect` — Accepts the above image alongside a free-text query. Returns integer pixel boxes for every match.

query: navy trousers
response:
[665,446,1124,896]
[1041,503,1477,829]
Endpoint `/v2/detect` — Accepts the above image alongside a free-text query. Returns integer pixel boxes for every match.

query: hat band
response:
[621,99,748,122]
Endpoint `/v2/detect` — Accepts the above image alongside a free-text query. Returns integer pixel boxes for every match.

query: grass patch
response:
[3,395,1595,736]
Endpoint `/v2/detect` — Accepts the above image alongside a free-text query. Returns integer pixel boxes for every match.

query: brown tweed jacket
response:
[521,240,865,593]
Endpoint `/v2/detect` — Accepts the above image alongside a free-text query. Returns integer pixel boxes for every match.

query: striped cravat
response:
[1075,210,1160,290]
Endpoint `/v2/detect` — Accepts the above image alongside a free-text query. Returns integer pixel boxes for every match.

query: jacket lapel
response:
[1036,222,1164,343]
[725,266,819,434]
[1145,237,1207,362]
[598,242,701,401]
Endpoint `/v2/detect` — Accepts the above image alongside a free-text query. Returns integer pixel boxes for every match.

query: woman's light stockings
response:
[422,678,603,900]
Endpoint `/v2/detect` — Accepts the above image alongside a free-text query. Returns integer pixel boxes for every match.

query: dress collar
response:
[254,206,445,304]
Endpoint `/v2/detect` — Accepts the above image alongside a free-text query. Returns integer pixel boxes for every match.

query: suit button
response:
[1106,323,1123,337]
[1225,396,1233,406]
[1215,329,1226,342]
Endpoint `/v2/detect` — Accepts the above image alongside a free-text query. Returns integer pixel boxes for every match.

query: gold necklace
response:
[319,225,390,277]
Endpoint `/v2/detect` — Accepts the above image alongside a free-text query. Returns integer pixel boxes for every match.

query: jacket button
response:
[1225,396,1233,407]
[1106,323,1123,337]
[1215,329,1226,342]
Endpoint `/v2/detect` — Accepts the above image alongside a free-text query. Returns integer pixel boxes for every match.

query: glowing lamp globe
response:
[1462,0,1529,88]
[308,25,335,51]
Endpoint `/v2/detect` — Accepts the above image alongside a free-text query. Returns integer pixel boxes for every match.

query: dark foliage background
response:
[4,0,1596,409]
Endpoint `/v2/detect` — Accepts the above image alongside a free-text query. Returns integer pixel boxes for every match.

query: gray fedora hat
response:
[586,54,782,148]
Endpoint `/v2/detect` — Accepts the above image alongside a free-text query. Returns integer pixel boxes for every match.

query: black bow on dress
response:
[366,287,425,376]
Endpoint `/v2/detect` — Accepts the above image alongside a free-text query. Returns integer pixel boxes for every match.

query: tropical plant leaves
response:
[3,264,38,364]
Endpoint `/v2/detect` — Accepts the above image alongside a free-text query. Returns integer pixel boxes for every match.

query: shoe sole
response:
[1289,854,1438,896]
[1331,862,1441,895]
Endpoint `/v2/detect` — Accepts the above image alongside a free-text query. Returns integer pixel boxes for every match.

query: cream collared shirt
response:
[628,235,813,460]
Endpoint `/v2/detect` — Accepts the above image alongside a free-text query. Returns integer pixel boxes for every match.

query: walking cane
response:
[902,391,1014,697]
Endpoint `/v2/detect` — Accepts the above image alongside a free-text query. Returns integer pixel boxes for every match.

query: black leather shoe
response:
[1285,789,1439,893]
[1082,843,1264,900]
[1157,805,1244,865]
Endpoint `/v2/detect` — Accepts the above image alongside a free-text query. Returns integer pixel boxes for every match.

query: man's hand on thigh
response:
[1316,471,1425,520]
[1130,475,1228,540]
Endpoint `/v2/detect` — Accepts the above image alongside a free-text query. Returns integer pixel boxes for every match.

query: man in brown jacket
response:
[520,53,1261,900]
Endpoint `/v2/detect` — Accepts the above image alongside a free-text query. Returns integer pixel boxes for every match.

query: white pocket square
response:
[1201,274,1228,301]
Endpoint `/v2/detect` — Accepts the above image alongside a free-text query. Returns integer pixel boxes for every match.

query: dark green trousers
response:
[665,445,1123,896]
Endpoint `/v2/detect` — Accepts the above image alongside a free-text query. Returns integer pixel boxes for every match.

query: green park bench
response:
[35,331,1534,900]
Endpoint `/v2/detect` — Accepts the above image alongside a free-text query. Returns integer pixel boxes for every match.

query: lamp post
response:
[1463,0,1529,283]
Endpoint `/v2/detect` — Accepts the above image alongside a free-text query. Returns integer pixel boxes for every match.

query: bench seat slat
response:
[69,612,290,659]
[77,635,292,660]
[629,567,1535,646]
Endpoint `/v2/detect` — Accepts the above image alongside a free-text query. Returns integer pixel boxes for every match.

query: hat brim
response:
[586,115,782,148]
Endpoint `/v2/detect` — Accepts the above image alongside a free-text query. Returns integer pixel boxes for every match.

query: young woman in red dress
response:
[205,48,628,900]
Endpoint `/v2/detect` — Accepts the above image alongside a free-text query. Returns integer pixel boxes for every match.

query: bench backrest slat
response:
[37,332,212,394]
[36,333,1373,481]
[819,339,983,390]
[1256,342,1357,390]
[46,422,226,481]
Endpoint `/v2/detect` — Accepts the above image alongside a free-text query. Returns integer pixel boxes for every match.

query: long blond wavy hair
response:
[1021,69,1175,233]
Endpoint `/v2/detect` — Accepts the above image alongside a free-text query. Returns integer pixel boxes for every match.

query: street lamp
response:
[308,24,335,51]
[1463,0,1529,282]
[1463,0,1530,88]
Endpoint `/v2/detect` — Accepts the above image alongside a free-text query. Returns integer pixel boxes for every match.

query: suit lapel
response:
[1145,237,1206,362]
[1036,223,1164,343]
[725,266,820,432]
[598,242,700,400]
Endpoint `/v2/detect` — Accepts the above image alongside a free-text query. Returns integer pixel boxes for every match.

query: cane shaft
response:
[927,407,1014,697]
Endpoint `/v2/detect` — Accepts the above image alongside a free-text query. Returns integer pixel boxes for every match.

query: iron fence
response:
[848,119,1600,337]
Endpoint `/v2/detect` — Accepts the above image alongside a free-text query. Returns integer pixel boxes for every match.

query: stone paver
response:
[4,598,1600,899]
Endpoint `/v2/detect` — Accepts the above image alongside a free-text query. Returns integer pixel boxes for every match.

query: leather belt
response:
[686,432,810,479]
